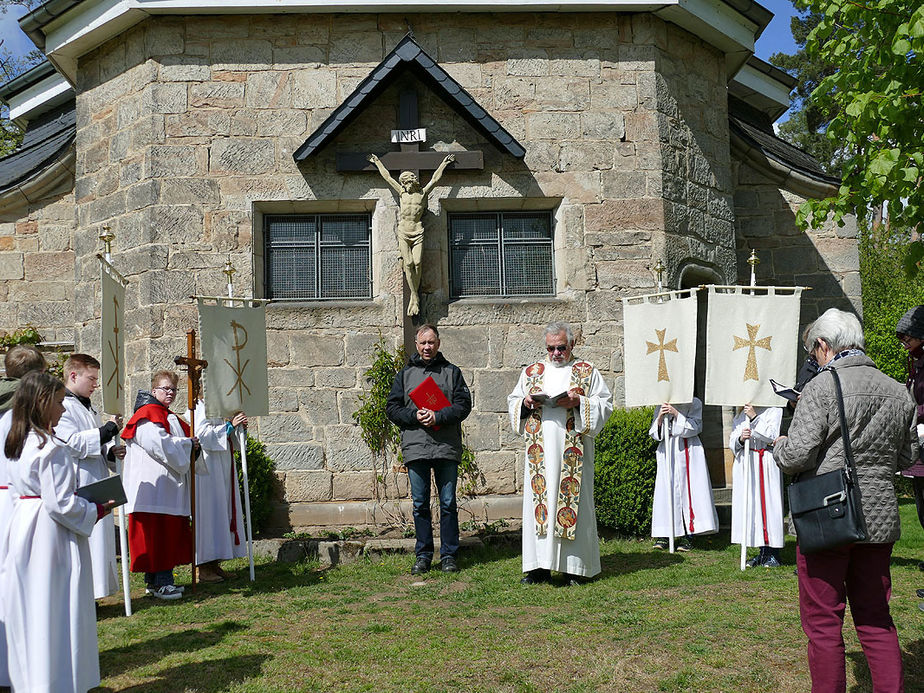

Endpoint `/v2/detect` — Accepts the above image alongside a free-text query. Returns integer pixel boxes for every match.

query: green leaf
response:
[904,241,924,279]
[892,37,912,55]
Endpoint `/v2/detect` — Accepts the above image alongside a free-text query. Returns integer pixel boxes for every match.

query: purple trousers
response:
[797,542,904,692]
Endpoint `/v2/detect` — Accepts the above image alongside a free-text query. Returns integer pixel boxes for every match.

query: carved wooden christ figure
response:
[368,152,454,317]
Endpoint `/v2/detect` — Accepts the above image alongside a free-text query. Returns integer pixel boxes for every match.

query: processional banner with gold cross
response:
[99,256,127,415]
[622,289,699,407]
[198,299,269,418]
[704,286,803,407]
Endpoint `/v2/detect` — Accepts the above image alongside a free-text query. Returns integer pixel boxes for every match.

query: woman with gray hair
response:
[774,307,916,692]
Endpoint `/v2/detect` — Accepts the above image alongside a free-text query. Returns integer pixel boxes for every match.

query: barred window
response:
[264,214,372,300]
[449,211,554,298]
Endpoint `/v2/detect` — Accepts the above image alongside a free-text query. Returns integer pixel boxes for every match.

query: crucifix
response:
[339,87,484,344]
[174,329,208,591]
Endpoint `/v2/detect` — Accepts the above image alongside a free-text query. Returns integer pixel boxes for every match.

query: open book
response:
[769,378,800,403]
[76,474,127,508]
[530,390,570,407]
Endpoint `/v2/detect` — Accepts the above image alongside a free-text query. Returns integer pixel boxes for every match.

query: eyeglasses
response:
[898,334,916,344]
[154,386,178,394]
[803,341,819,355]
[546,345,569,353]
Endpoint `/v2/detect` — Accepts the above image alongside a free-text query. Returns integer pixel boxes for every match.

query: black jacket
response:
[385,352,472,463]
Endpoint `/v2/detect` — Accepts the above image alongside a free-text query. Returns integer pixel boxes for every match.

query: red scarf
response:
[121,403,190,440]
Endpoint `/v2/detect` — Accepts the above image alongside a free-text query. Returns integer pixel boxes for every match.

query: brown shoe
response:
[195,567,225,584]
[216,565,238,580]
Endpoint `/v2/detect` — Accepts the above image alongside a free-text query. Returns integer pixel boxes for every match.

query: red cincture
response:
[756,449,770,545]
[229,435,240,546]
[683,439,694,533]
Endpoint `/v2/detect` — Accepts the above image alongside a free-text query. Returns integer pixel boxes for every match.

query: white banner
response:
[622,290,699,407]
[704,286,803,407]
[198,299,269,418]
[100,257,127,415]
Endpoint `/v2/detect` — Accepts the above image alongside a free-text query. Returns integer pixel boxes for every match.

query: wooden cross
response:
[174,329,208,591]
[335,88,483,174]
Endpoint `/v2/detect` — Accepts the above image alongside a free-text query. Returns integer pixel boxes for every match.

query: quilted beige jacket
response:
[775,352,917,544]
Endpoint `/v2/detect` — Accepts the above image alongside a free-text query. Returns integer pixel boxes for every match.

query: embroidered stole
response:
[523,360,594,540]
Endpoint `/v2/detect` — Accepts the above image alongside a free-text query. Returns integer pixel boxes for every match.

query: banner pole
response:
[740,435,752,571]
[238,426,256,582]
[116,435,132,616]
[663,417,675,554]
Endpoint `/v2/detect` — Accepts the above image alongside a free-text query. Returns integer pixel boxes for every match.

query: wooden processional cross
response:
[174,329,208,591]
[337,88,484,351]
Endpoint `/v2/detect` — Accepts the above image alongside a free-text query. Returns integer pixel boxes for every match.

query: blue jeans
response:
[406,459,459,561]
[145,570,174,587]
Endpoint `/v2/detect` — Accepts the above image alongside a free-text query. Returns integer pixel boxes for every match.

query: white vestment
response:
[649,398,719,537]
[0,411,12,687]
[56,395,118,599]
[192,402,247,564]
[124,414,192,516]
[1,433,99,693]
[508,358,612,577]
[729,407,784,548]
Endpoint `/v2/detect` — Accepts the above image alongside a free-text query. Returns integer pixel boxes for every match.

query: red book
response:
[409,376,452,431]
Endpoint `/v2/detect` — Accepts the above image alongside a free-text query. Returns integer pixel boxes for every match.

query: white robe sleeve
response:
[729,411,748,454]
[135,420,193,476]
[507,368,529,436]
[749,407,782,448]
[55,406,102,460]
[575,368,613,436]
[39,443,97,537]
[649,408,663,441]
[671,398,703,438]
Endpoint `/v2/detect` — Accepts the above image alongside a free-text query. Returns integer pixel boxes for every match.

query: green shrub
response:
[594,406,657,537]
[234,433,276,536]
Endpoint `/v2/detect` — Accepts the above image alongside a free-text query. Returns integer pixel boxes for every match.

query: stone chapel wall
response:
[70,12,748,528]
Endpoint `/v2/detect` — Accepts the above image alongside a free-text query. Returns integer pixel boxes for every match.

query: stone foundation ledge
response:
[268,493,524,533]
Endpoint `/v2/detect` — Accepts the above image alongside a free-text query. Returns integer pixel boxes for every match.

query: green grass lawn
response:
[96,501,924,692]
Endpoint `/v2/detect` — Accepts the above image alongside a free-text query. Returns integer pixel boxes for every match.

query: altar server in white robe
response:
[2,371,115,693]
[0,343,46,688]
[508,322,613,585]
[730,404,784,567]
[55,353,126,599]
[649,397,718,550]
[193,400,247,582]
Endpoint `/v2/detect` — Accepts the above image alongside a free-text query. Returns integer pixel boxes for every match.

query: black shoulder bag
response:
[787,368,868,554]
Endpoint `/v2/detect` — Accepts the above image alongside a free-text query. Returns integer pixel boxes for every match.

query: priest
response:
[507,322,613,585]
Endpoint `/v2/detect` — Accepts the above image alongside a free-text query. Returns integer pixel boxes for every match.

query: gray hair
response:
[805,308,864,353]
[545,321,573,342]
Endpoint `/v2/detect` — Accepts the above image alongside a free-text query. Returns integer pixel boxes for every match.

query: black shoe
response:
[676,537,693,552]
[441,556,459,573]
[918,561,924,572]
[411,557,431,575]
[563,573,584,587]
[653,538,668,550]
[745,554,763,568]
[916,588,924,599]
[520,569,550,585]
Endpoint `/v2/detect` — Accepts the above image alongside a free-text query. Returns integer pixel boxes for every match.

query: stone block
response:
[558,141,612,172]
[506,57,549,77]
[144,145,201,178]
[325,425,374,472]
[285,470,333,502]
[267,368,313,387]
[159,57,209,82]
[549,58,601,77]
[526,112,580,140]
[591,80,638,110]
[137,269,196,305]
[298,389,341,426]
[144,23,185,55]
[329,32,383,64]
[585,199,665,232]
[596,259,656,289]
[582,111,626,141]
[338,389,363,426]
[131,115,166,148]
[462,412,500,452]
[492,77,536,111]
[189,82,245,108]
[289,332,344,366]
[817,238,860,273]
[437,326,490,369]
[292,70,338,109]
[18,301,74,328]
[332,471,375,500]
[258,414,315,444]
[209,139,275,175]
[24,251,74,281]
[257,110,307,137]
[312,368,357,389]
[246,71,292,108]
[212,39,273,71]
[266,334,290,367]
[265,442,325,470]
[119,244,169,276]
[165,110,231,137]
[535,77,590,112]
[601,170,647,199]
[0,253,24,280]
[268,387,298,412]
[141,83,187,114]
[159,178,220,205]
[143,204,204,244]
[473,451,517,494]
[474,369,522,413]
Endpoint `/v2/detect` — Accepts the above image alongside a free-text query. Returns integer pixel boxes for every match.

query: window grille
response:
[264,214,372,300]
[449,211,554,298]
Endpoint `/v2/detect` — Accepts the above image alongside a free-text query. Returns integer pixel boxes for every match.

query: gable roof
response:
[293,34,526,162]
[0,100,75,195]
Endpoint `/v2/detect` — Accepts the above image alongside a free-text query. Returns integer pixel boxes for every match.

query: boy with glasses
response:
[121,371,200,599]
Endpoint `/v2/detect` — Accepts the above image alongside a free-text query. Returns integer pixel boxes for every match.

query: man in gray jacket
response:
[386,324,472,574]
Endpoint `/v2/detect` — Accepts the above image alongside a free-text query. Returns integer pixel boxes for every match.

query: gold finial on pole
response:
[653,259,666,292]
[747,249,760,287]
[99,226,115,260]
[222,257,236,299]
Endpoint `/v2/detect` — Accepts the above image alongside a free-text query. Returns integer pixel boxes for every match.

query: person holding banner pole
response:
[649,398,718,551]
[121,371,199,600]
[191,399,247,583]
[730,404,783,568]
